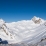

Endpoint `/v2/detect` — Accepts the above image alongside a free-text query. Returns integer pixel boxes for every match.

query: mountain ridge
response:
[0,16,46,44]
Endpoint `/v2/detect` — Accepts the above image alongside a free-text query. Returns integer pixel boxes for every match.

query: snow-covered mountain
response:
[0,16,46,44]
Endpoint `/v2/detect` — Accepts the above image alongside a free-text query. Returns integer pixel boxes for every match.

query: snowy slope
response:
[0,16,46,44]
[0,19,15,44]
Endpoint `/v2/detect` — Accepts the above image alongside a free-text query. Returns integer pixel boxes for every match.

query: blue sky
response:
[0,0,46,22]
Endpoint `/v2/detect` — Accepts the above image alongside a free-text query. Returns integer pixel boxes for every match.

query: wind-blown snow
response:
[0,16,46,44]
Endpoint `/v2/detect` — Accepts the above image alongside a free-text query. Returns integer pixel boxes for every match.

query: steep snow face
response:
[0,16,46,44]
[0,19,15,44]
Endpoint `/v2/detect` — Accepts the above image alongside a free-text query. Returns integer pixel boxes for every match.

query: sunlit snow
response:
[0,16,46,44]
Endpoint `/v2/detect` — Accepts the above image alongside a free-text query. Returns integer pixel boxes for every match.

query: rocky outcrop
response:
[32,16,42,24]
[0,19,14,39]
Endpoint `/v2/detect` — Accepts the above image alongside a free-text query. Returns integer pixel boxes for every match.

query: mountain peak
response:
[32,16,45,24]
[0,19,5,23]
[0,19,5,26]
[32,16,40,20]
